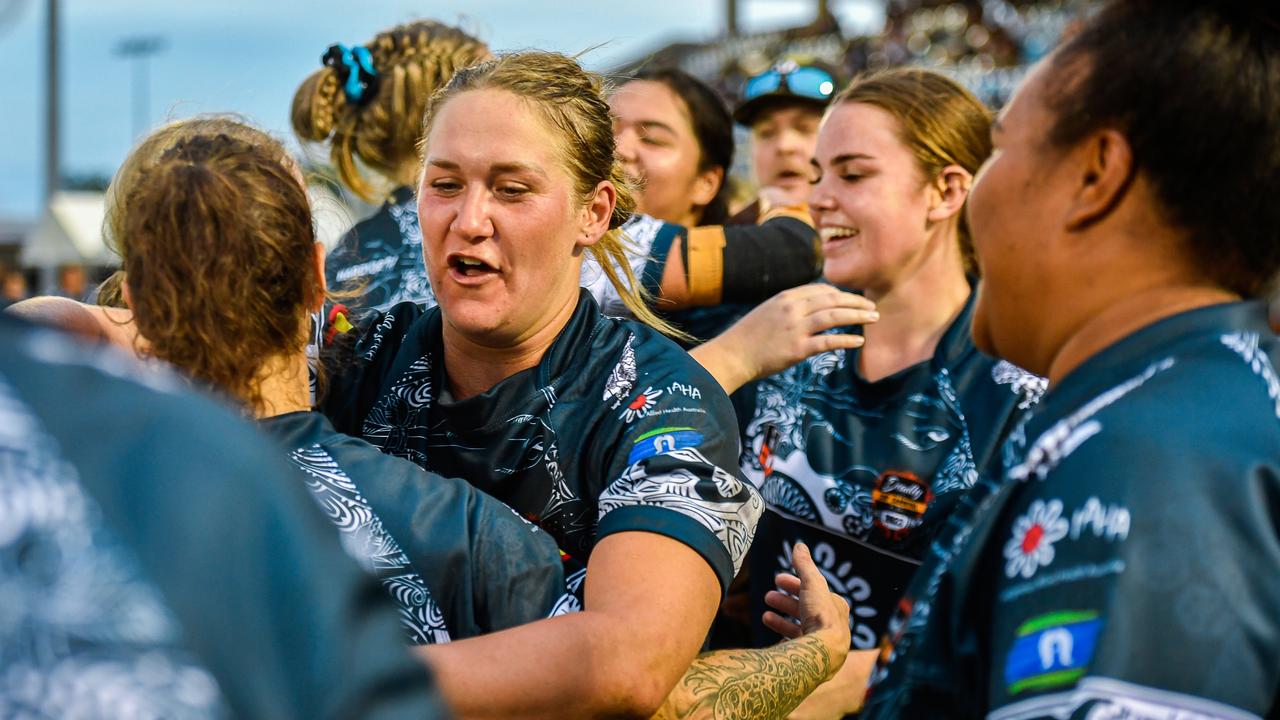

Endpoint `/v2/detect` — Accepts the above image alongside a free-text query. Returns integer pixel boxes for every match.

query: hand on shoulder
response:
[692,284,877,394]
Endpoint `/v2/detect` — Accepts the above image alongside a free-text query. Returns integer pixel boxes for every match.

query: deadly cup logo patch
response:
[1004,498,1069,579]
[871,470,933,541]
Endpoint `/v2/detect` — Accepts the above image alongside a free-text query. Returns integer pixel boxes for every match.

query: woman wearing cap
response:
[696,68,1044,717]
[730,61,838,224]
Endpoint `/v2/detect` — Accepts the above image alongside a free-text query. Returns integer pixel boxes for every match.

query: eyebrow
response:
[829,153,875,165]
[637,120,678,135]
[426,158,547,178]
[490,162,546,178]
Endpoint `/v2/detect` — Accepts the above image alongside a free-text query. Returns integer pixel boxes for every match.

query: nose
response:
[808,170,836,211]
[777,127,806,155]
[814,166,834,204]
[452,186,494,240]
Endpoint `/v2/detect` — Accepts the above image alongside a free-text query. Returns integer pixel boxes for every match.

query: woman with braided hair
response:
[293,20,491,317]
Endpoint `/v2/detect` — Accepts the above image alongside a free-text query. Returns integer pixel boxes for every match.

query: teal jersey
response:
[322,290,763,594]
[0,316,447,719]
[865,302,1280,718]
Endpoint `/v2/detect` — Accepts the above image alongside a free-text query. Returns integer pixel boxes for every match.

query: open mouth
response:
[774,169,808,185]
[447,254,500,278]
[820,227,860,242]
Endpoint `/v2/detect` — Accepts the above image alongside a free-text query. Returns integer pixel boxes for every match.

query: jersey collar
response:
[1032,300,1270,427]
[428,290,604,431]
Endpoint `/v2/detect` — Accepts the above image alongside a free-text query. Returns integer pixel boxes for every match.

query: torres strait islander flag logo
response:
[1004,498,1069,579]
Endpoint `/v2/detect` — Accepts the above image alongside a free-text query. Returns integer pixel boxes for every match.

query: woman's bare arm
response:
[651,543,852,720]
[5,297,140,349]
[418,532,721,720]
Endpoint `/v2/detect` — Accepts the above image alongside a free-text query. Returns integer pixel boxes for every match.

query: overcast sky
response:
[1,0,882,221]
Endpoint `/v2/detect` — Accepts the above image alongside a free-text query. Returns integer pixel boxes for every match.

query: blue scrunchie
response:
[322,43,379,105]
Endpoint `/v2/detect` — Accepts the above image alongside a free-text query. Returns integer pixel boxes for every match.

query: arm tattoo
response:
[653,634,833,720]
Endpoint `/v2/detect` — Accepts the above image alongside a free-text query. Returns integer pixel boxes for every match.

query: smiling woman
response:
[611,69,734,228]
[693,68,1044,717]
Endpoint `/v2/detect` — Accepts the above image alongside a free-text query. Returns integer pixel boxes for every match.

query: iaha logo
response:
[620,387,663,423]
[1004,499,1069,579]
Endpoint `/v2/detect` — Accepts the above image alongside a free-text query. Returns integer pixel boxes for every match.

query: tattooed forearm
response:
[652,634,833,720]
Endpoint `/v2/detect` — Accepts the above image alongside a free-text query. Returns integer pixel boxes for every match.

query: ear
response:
[1063,128,1134,232]
[689,165,725,208]
[926,164,973,224]
[310,242,328,312]
[577,180,617,249]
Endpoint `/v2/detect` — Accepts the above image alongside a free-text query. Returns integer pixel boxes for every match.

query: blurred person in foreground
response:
[784,1,1280,715]
[0,315,451,719]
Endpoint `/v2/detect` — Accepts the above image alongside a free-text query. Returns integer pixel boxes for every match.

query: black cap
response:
[733,61,837,126]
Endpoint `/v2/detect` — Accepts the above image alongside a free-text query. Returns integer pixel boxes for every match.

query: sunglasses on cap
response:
[743,63,836,103]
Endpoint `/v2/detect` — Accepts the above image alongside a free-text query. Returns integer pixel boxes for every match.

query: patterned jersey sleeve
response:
[984,424,1280,719]
[594,330,765,593]
[321,301,426,436]
[333,435,572,638]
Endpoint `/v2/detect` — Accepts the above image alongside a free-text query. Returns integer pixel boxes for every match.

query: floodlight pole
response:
[115,36,165,140]
[44,0,58,201]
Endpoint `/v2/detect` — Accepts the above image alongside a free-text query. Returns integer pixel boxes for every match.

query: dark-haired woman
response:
[606,67,848,348]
